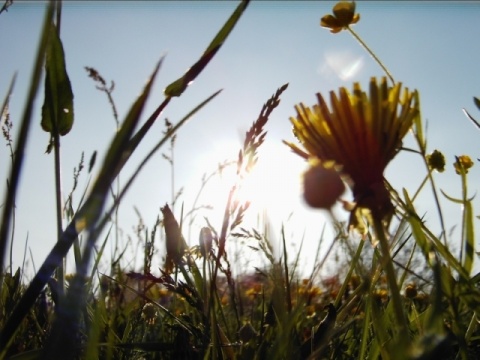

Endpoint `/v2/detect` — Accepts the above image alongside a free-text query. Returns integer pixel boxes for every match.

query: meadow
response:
[1,1,480,359]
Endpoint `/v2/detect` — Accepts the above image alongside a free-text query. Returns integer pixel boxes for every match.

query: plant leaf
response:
[474,96,480,111]
[463,200,475,276]
[164,0,249,97]
[41,22,74,137]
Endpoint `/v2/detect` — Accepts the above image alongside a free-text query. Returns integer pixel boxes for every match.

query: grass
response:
[1,1,480,359]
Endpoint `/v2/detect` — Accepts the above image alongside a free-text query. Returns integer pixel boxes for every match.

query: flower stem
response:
[371,212,409,338]
[347,27,396,85]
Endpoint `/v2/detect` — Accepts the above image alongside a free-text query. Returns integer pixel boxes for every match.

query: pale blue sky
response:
[1,1,480,276]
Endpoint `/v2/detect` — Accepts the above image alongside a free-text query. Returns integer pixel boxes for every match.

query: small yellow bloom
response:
[320,1,360,34]
[426,149,446,172]
[454,155,474,174]
[285,77,419,230]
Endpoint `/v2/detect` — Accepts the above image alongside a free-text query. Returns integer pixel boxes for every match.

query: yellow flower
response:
[454,155,474,174]
[320,1,360,34]
[285,77,419,230]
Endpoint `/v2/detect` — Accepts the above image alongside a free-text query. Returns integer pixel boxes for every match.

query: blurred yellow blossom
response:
[320,1,360,33]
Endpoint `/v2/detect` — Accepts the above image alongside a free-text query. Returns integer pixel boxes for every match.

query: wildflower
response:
[426,149,446,172]
[454,155,474,174]
[320,1,360,34]
[285,77,419,230]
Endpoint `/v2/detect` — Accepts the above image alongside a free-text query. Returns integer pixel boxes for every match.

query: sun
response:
[186,139,306,232]
[183,137,345,275]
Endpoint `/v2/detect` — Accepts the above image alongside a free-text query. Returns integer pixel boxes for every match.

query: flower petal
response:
[320,14,342,29]
[332,1,356,25]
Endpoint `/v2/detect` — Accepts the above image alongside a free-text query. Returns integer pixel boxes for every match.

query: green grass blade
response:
[164,0,249,97]
[0,59,162,354]
[334,239,365,309]
[403,189,469,280]
[412,91,425,150]
[358,294,372,359]
[107,89,222,222]
[88,225,112,292]
[0,73,17,274]
[463,200,475,276]
[403,189,432,265]
[0,2,54,302]
[41,60,163,358]
[0,74,16,130]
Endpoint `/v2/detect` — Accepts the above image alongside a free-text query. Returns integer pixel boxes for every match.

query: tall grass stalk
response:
[1,74,17,275]
[0,2,54,298]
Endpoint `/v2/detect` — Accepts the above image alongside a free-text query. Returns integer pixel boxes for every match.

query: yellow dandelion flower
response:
[454,155,474,175]
[285,77,419,229]
[320,1,360,34]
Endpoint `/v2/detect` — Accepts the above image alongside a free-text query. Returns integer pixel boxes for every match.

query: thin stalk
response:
[334,238,365,309]
[171,143,175,210]
[53,131,65,293]
[408,167,448,247]
[459,169,468,266]
[8,181,15,276]
[410,173,429,202]
[52,1,66,293]
[347,26,395,85]
[371,212,409,338]
[464,312,478,348]
[281,225,292,313]
[424,162,448,245]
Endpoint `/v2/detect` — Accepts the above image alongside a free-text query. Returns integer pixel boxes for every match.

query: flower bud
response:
[303,162,345,209]
[199,227,213,258]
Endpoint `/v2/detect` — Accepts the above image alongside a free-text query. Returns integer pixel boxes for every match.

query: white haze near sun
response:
[1,1,480,279]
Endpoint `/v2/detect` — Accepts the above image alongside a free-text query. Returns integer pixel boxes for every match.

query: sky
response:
[1,1,480,278]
